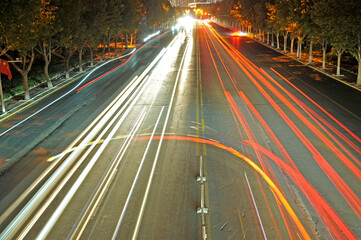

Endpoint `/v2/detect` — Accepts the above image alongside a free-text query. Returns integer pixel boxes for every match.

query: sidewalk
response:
[213,20,361,93]
[256,38,361,92]
[0,49,134,121]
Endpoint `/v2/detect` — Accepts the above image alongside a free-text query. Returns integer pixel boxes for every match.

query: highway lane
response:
[0,31,174,222]
[0,28,201,239]
[0,19,360,240]
[197,22,313,239]
[200,21,361,239]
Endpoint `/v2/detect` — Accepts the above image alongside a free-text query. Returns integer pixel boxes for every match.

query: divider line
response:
[0,33,174,239]
[35,108,147,240]
[131,30,193,240]
[111,107,164,239]
[245,172,267,239]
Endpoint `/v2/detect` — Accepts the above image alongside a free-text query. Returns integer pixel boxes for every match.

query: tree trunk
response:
[258,28,261,41]
[43,45,53,88]
[107,34,111,58]
[276,33,280,49]
[101,38,106,61]
[65,58,70,79]
[44,60,52,88]
[120,33,124,52]
[267,32,269,44]
[284,33,288,53]
[125,31,128,49]
[271,32,274,47]
[90,46,94,67]
[322,47,327,69]
[21,56,32,100]
[7,49,34,100]
[290,37,295,54]
[21,72,30,100]
[308,36,313,64]
[297,42,300,57]
[131,34,134,46]
[262,31,265,42]
[297,36,304,58]
[79,50,83,72]
[321,40,327,69]
[357,57,361,86]
[115,35,118,57]
[336,50,342,75]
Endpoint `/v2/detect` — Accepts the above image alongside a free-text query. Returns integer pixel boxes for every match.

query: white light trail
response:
[0,49,136,137]
[245,172,267,240]
[131,29,193,240]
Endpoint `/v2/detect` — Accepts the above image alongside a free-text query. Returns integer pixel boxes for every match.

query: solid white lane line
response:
[131,33,192,240]
[1,44,169,240]
[0,75,138,230]
[112,107,165,240]
[72,108,153,240]
[34,38,175,239]
[35,109,147,240]
[8,73,142,240]
[0,50,136,137]
[245,172,267,240]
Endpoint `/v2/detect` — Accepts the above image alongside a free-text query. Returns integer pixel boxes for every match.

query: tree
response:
[83,0,108,66]
[0,0,42,100]
[345,0,361,85]
[123,0,144,48]
[104,0,124,57]
[313,0,354,76]
[273,0,292,53]
[35,0,58,88]
[254,1,268,42]
[288,0,315,61]
[53,0,85,78]
[267,3,285,49]
[142,0,175,33]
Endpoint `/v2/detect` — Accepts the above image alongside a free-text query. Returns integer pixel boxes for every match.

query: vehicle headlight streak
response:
[0,30,171,137]
[0,43,173,240]
[143,31,160,42]
[0,50,135,138]
[131,27,194,240]
[0,32,189,240]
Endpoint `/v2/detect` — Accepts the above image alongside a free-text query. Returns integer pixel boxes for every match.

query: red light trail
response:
[200,23,360,239]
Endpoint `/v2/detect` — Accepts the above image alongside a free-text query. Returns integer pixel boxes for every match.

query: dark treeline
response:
[211,0,361,86]
[0,0,177,100]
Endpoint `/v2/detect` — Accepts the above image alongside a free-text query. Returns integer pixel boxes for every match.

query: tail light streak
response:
[202,24,299,239]
[203,23,360,239]
[201,24,310,239]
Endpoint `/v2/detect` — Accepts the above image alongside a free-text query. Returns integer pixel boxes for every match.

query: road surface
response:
[0,20,360,239]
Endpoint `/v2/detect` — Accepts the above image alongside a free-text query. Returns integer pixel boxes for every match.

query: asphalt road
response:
[0,20,360,240]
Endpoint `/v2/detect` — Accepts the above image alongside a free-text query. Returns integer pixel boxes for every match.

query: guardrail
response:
[197,156,208,240]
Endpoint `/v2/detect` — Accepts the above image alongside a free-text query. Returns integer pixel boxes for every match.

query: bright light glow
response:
[177,15,195,32]
[171,25,180,32]
[143,31,160,42]
[233,31,247,36]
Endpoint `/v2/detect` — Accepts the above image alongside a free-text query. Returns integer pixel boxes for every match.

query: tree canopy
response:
[227,0,361,85]
[0,0,176,99]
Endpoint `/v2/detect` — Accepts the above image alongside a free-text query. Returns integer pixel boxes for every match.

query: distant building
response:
[169,0,222,7]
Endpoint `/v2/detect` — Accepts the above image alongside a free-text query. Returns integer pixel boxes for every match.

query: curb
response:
[212,20,361,92]
[255,38,361,93]
[0,49,135,122]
